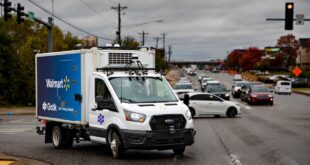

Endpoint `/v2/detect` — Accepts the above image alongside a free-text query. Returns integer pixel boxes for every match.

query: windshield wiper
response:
[119,97,137,103]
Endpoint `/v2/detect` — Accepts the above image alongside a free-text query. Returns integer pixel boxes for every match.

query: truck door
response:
[89,75,118,143]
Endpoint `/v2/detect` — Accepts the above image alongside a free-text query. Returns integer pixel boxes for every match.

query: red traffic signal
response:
[285,2,294,30]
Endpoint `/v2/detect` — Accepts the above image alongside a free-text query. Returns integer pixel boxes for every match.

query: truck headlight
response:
[124,110,146,123]
[185,110,192,120]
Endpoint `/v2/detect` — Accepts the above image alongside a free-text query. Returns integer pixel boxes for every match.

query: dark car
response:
[206,85,230,100]
[245,85,273,105]
[291,78,308,88]
[240,82,263,101]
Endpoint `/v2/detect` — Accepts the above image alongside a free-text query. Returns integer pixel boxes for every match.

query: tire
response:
[226,107,237,118]
[173,147,186,155]
[52,126,64,149]
[52,126,73,149]
[108,130,124,159]
[189,107,196,117]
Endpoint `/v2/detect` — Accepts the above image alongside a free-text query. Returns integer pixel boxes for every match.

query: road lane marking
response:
[0,128,33,133]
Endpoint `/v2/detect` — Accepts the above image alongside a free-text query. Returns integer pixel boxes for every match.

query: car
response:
[201,77,213,90]
[173,82,195,98]
[206,85,230,100]
[291,78,308,88]
[275,81,291,94]
[186,92,241,118]
[231,81,248,98]
[179,77,191,83]
[245,85,274,105]
[198,74,208,81]
[203,80,220,92]
[188,70,196,76]
[233,74,242,81]
[240,82,263,101]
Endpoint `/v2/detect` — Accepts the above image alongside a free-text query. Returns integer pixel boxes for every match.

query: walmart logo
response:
[46,75,70,92]
[64,76,70,91]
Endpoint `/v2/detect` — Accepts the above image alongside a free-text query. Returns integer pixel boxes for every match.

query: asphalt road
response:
[0,71,310,165]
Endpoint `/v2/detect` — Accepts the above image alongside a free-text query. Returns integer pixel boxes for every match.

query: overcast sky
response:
[7,0,310,61]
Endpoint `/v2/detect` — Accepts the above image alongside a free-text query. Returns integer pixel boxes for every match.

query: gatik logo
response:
[46,76,70,91]
[42,102,57,111]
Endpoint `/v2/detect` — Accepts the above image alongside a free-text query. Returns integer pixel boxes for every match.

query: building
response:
[82,35,98,48]
[296,38,310,70]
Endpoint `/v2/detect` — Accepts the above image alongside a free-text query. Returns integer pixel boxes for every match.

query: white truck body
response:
[35,48,195,158]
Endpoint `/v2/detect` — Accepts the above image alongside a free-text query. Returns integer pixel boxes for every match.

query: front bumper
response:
[250,97,273,104]
[120,129,196,150]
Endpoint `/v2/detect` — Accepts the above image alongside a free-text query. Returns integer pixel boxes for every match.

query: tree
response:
[225,49,244,70]
[276,34,300,68]
[239,47,262,70]
[121,36,140,49]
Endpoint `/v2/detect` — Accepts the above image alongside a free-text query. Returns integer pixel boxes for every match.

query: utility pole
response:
[153,36,161,49]
[168,45,172,65]
[111,3,127,46]
[162,33,167,50]
[138,31,149,46]
[0,0,2,17]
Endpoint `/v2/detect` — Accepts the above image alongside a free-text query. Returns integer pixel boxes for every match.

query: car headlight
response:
[225,93,230,97]
[185,110,192,120]
[124,110,146,123]
[268,94,273,97]
[251,94,257,97]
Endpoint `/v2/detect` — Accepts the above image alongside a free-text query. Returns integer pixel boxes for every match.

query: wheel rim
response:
[53,128,60,146]
[110,132,118,156]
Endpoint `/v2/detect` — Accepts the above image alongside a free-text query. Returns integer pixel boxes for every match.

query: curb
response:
[0,111,35,115]
[0,154,50,165]
[292,90,310,96]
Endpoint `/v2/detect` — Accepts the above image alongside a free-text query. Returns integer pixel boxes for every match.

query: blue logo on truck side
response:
[98,114,104,124]
[37,53,81,121]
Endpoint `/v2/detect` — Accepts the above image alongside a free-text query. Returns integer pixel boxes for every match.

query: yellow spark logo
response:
[64,76,70,91]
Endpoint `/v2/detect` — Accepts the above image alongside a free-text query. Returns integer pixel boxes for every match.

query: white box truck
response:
[35,47,195,158]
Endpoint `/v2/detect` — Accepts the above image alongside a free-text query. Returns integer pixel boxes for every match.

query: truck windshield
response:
[109,77,178,103]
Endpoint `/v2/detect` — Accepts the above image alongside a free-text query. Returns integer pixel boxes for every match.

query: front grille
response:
[257,95,269,99]
[149,115,186,131]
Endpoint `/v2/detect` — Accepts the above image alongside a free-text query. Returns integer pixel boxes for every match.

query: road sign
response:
[292,66,302,77]
[27,11,35,20]
[296,14,304,25]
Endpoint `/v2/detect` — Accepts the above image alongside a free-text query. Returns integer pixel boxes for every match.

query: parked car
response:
[245,85,274,105]
[240,82,263,101]
[233,74,242,81]
[275,81,292,95]
[206,85,230,100]
[186,92,241,118]
[173,82,195,98]
[231,81,248,98]
[203,80,221,92]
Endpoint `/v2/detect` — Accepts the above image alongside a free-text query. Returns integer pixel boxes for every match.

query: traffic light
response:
[3,0,12,21]
[285,2,294,30]
[17,3,25,24]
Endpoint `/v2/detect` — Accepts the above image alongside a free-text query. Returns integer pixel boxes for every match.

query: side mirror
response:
[232,85,235,88]
[228,89,231,92]
[183,94,189,106]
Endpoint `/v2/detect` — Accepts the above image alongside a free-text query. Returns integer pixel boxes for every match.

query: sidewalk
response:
[0,154,50,165]
[292,89,310,96]
[0,107,35,115]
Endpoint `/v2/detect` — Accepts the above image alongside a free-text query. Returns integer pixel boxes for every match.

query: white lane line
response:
[0,128,33,133]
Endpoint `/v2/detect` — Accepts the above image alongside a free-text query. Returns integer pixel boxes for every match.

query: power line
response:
[28,0,113,41]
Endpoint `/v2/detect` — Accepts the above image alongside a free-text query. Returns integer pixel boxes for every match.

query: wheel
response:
[226,107,237,118]
[52,126,63,149]
[270,102,274,106]
[173,147,186,155]
[108,130,124,159]
[189,107,196,117]
[52,126,73,149]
